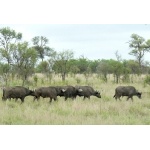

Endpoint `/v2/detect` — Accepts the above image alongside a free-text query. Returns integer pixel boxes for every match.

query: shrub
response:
[144,75,150,85]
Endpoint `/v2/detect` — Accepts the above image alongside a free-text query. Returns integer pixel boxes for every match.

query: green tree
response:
[128,33,150,73]
[0,27,22,64]
[96,59,110,82]
[0,63,10,85]
[121,60,131,83]
[68,59,80,76]
[11,42,37,85]
[109,59,124,83]
[76,56,89,74]
[37,61,49,73]
[0,27,22,85]
[89,60,100,73]
[32,36,53,62]
[53,50,74,81]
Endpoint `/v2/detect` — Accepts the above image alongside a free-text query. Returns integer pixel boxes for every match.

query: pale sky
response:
[0,24,150,61]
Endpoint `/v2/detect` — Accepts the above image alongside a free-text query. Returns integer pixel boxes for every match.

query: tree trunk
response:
[62,72,66,81]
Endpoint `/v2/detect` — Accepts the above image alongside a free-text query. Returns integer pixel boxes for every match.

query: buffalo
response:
[2,86,35,103]
[113,86,142,101]
[33,86,59,103]
[76,86,101,99]
[61,86,78,100]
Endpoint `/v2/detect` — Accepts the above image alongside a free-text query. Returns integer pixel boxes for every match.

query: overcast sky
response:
[0,24,150,61]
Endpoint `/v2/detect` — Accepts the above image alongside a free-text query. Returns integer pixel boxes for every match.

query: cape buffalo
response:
[76,86,101,99]
[2,86,34,103]
[61,86,78,100]
[113,86,142,101]
[33,86,59,103]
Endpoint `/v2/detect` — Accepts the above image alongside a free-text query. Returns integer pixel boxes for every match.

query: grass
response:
[0,74,150,125]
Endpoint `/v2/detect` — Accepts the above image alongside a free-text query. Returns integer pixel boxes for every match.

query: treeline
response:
[0,27,150,86]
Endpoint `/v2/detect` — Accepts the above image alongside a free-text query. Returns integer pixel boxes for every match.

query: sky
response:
[0,24,150,61]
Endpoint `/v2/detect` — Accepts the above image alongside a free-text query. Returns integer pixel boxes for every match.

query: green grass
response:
[0,74,150,125]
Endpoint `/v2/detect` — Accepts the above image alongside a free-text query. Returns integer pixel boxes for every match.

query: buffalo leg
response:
[49,98,52,103]
[21,98,24,104]
[54,97,57,101]
[118,96,121,101]
[127,96,131,101]
[131,97,133,102]
[65,97,68,101]
[114,96,117,100]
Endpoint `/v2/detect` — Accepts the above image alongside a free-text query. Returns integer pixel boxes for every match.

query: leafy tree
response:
[32,36,53,62]
[0,63,10,85]
[11,42,37,85]
[89,60,100,73]
[0,27,22,64]
[76,56,89,74]
[128,34,150,73]
[96,59,111,82]
[121,60,131,83]
[68,59,80,76]
[127,60,140,75]
[109,59,124,83]
[53,50,74,81]
[37,61,49,73]
[0,27,22,85]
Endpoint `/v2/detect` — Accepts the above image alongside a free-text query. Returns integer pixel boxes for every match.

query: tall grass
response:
[0,74,150,125]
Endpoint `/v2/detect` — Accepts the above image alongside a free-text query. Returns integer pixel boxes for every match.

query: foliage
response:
[0,27,22,64]
[1,27,150,85]
[32,36,54,62]
[53,50,74,81]
[11,42,37,85]
[96,59,111,82]
[128,33,150,73]
[144,75,150,85]
[0,63,10,85]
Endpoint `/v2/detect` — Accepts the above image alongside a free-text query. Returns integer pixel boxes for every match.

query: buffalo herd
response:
[1,85,142,103]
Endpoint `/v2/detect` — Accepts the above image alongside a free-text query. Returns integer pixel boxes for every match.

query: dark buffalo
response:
[61,86,78,100]
[113,86,142,101]
[54,86,66,97]
[76,86,101,99]
[33,86,59,103]
[2,86,34,103]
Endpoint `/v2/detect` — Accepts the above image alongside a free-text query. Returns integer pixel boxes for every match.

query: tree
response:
[11,42,37,85]
[53,50,74,81]
[128,34,150,73]
[0,27,22,85]
[109,59,124,83]
[0,27,22,64]
[67,59,80,76]
[89,60,100,73]
[32,36,53,62]
[76,56,89,74]
[115,50,122,62]
[0,63,10,85]
[96,59,110,82]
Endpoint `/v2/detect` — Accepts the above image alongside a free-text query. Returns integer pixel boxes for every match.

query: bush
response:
[144,75,150,85]
[33,75,38,86]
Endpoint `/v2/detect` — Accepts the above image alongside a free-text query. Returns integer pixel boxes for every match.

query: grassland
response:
[0,74,150,125]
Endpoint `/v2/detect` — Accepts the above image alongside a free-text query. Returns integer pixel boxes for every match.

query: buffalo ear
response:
[78,89,83,92]
[61,89,66,92]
